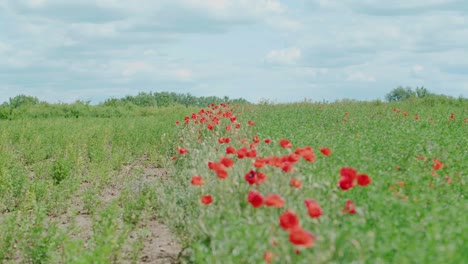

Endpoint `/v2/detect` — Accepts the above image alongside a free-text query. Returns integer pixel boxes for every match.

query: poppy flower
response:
[265,194,285,208]
[177,147,188,155]
[230,116,237,123]
[246,149,257,158]
[289,228,314,248]
[280,139,292,149]
[220,157,234,168]
[263,251,274,263]
[433,159,443,170]
[201,195,213,205]
[282,162,294,173]
[295,147,315,162]
[290,178,302,188]
[207,123,214,130]
[235,123,241,129]
[304,199,322,218]
[357,174,371,186]
[320,147,332,156]
[279,210,300,230]
[226,146,237,155]
[342,200,356,214]
[264,138,271,144]
[237,147,248,159]
[175,120,180,125]
[254,158,267,168]
[225,125,232,131]
[191,176,203,186]
[247,190,264,208]
[248,120,255,126]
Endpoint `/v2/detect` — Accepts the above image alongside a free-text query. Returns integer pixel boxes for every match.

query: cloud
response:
[266,47,302,65]
[346,71,376,82]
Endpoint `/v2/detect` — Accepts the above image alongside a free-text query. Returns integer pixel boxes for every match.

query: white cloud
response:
[266,47,301,65]
[175,69,193,80]
[412,65,424,74]
[121,61,151,77]
[346,71,376,82]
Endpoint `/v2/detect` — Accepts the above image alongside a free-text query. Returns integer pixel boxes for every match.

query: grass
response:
[0,99,466,263]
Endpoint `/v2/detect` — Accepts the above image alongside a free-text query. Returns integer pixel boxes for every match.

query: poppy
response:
[304,199,322,218]
[289,228,314,248]
[248,120,255,126]
[201,195,213,205]
[433,159,443,170]
[290,178,302,188]
[357,174,371,186]
[247,190,264,208]
[191,176,204,186]
[279,210,300,230]
[265,194,285,208]
[220,157,234,168]
[342,200,356,214]
[263,251,275,263]
[280,139,292,149]
[320,147,332,156]
[226,146,237,155]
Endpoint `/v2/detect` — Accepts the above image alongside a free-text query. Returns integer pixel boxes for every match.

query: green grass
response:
[0,99,466,263]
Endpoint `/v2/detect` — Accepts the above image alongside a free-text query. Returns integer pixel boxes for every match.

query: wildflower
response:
[342,200,356,214]
[220,157,234,168]
[279,210,300,230]
[247,190,264,208]
[357,174,371,186]
[191,176,204,186]
[226,145,237,155]
[264,138,271,144]
[304,199,322,218]
[265,194,285,208]
[207,123,214,130]
[280,139,292,149]
[290,178,302,189]
[295,146,315,162]
[235,123,241,129]
[248,120,255,126]
[263,251,274,263]
[175,120,180,125]
[320,147,332,156]
[177,147,188,155]
[201,195,213,205]
[237,147,248,159]
[289,228,314,248]
[254,158,267,168]
[433,159,443,170]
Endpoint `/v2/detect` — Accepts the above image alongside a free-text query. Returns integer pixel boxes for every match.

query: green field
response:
[0,98,466,263]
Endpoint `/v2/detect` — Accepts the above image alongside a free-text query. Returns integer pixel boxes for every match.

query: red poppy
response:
[290,178,302,188]
[235,123,241,129]
[289,228,314,248]
[237,147,248,159]
[304,199,322,218]
[230,116,237,123]
[279,210,300,230]
[403,111,408,116]
[280,139,292,149]
[282,162,294,173]
[264,138,271,144]
[191,176,204,186]
[246,149,257,158]
[177,147,188,155]
[225,125,232,131]
[295,146,315,162]
[226,146,237,155]
[265,194,285,208]
[339,178,354,190]
[247,190,264,208]
[342,200,356,214]
[201,195,213,205]
[254,158,267,168]
[263,251,274,263]
[207,123,214,130]
[357,174,371,186]
[320,147,332,156]
[220,157,234,168]
[175,120,180,125]
[340,167,357,181]
[433,159,443,170]
[248,120,255,126]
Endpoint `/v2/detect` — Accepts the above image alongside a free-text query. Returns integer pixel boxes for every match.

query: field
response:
[0,99,466,263]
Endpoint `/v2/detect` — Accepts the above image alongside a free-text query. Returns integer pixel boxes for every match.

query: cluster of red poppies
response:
[174,103,373,262]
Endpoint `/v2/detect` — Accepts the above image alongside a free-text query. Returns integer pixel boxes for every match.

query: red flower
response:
[207,123,214,130]
[191,176,204,186]
[247,190,264,208]
[177,147,188,155]
[320,147,332,156]
[201,195,213,205]
[175,120,180,125]
[220,157,234,168]
[433,159,443,170]
[289,228,314,248]
[279,210,300,230]
[246,149,257,158]
[263,251,275,263]
[280,139,292,149]
[357,174,371,186]
[248,120,255,126]
[339,178,354,190]
[226,145,237,155]
[295,146,315,162]
[340,167,357,181]
[264,138,271,144]
[254,158,267,168]
[237,147,248,159]
[225,125,232,131]
[244,170,266,185]
[290,178,302,188]
[304,199,322,218]
[403,111,408,116]
[235,123,241,129]
[342,200,356,214]
[265,194,285,208]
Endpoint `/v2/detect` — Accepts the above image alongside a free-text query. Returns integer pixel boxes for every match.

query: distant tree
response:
[415,86,431,98]
[9,94,40,108]
[385,86,415,102]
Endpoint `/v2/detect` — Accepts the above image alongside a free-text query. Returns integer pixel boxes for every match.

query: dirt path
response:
[57,159,182,263]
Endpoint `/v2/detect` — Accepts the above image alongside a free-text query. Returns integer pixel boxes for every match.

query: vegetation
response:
[0,90,466,263]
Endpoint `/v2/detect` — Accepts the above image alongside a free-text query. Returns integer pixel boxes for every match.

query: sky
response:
[0,0,467,104]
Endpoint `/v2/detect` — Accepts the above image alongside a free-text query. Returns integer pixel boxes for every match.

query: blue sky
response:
[1,0,467,104]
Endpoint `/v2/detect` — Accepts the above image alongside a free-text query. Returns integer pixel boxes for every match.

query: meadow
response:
[0,97,466,263]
